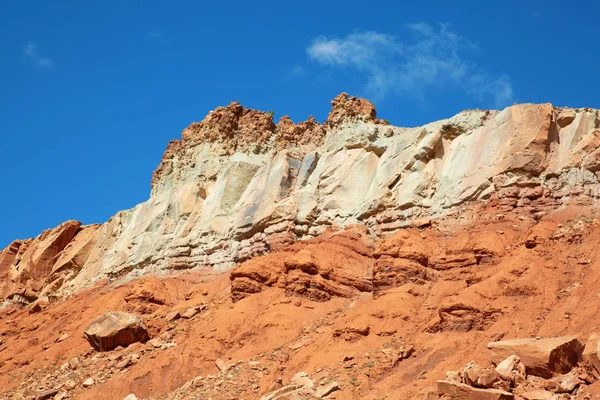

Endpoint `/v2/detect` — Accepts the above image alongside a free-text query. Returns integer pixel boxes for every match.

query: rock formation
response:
[3,94,600,308]
[84,311,150,351]
[4,94,600,399]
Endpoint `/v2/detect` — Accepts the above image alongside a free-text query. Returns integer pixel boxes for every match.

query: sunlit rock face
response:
[3,93,600,302]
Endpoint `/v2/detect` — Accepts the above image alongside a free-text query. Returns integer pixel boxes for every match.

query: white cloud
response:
[467,73,514,108]
[23,42,54,68]
[307,24,514,107]
[284,64,306,80]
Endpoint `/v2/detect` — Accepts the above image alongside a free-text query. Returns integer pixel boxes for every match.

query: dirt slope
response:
[2,197,600,399]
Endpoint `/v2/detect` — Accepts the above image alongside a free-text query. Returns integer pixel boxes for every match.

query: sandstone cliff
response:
[2,94,600,305]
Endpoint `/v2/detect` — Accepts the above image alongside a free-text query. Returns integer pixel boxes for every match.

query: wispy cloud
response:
[307,24,514,108]
[284,64,305,80]
[149,30,163,39]
[23,42,54,68]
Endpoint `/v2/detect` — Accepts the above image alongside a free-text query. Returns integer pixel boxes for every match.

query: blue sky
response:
[1,0,599,248]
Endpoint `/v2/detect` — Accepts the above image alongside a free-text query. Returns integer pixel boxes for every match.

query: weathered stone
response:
[437,380,514,399]
[53,391,67,400]
[556,108,576,128]
[2,221,81,299]
[582,333,600,375]
[181,307,200,319]
[290,372,313,388]
[55,332,70,343]
[29,300,49,314]
[446,371,462,383]
[5,99,600,310]
[82,378,94,388]
[34,388,58,400]
[463,364,503,388]
[215,358,227,372]
[552,369,580,393]
[84,312,149,351]
[410,218,432,228]
[495,355,526,382]
[315,381,339,398]
[325,92,382,129]
[233,228,373,302]
[488,337,584,378]
[165,310,180,322]
[259,383,304,400]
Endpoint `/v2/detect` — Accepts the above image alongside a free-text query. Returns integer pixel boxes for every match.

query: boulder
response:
[437,380,514,399]
[488,337,583,378]
[463,364,504,389]
[551,369,580,393]
[35,388,59,400]
[315,381,339,398]
[165,310,180,322]
[556,108,576,128]
[582,333,600,375]
[495,355,526,383]
[82,378,94,388]
[84,312,149,351]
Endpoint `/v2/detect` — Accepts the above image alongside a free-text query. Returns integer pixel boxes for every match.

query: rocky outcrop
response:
[1,221,83,302]
[0,239,31,288]
[324,92,383,129]
[275,115,326,151]
[84,311,149,351]
[6,204,600,399]
[439,336,591,399]
[230,227,373,302]
[3,97,600,304]
[0,222,101,305]
[488,337,584,378]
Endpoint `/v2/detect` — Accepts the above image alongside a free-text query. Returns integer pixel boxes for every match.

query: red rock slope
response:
[2,195,600,399]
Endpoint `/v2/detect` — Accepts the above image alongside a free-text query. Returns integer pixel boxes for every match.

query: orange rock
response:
[437,380,514,399]
[495,355,526,383]
[463,364,504,389]
[488,337,584,378]
[84,312,150,351]
[275,115,325,150]
[231,228,373,302]
[582,333,600,376]
[50,224,100,276]
[4,221,81,299]
[325,92,382,129]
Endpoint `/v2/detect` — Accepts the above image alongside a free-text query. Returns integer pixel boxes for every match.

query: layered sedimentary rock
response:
[2,94,600,303]
[230,226,374,302]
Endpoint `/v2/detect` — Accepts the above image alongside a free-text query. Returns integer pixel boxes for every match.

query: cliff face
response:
[2,94,600,303]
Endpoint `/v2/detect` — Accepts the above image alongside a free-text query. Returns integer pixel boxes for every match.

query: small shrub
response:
[440,123,466,140]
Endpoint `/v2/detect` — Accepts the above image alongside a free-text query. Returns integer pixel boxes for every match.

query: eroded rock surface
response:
[488,337,584,378]
[3,97,600,305]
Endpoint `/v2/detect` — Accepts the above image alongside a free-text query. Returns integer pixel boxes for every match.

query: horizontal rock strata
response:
[3,95,600,304]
